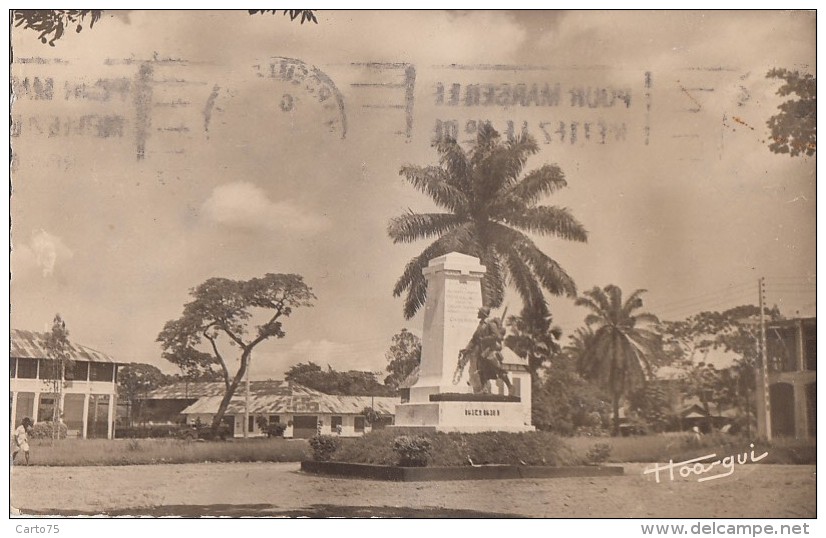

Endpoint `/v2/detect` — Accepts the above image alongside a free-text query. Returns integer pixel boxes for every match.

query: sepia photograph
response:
[6,7,817,526]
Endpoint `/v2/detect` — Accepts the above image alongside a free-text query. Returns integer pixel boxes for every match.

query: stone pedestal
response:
[409,252,485,402]
[394,252,533,433]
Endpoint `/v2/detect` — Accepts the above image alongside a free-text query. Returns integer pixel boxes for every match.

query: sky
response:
[8,10,817,380]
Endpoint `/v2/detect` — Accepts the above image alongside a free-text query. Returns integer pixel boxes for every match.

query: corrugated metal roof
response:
[10,329,117,364]
[181,393,398,416]
[143,380,325,400]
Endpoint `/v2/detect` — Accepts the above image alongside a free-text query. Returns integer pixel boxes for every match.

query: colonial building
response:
[141,380,397,438]
[757,317,816,439]
[10,329,120,439]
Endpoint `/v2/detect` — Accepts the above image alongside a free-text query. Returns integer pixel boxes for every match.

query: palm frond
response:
[580,286,612,317]
[500,206,588,242]
[435,138,471,191]
[490,223,578,297]
[487,134,540,188]
[499,164,567,207]
[573,295,602,315]
[633,312,660,326]
[478,246,506,308]
[387,212,466,244]
[512,237,578,297]
[620,288,648,318]
[606,285,623,321]
[392,224,476,319]
[500,244,550,321]
[399,165,470,213]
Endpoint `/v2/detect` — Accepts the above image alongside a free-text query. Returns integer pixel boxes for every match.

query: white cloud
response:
[202,181,328,233]
[12,230,74,278]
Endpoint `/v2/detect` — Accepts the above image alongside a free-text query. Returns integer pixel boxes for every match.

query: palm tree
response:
[574,285,661,436]
[388,124,588,319]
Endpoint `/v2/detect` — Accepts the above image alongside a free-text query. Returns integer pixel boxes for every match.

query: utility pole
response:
[244,354,250,440]
[757,277,772,441]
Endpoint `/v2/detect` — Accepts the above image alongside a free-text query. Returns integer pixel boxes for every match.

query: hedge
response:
[333,429,580,467]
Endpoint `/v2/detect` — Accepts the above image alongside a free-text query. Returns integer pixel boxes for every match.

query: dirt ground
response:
[10,462,816,518]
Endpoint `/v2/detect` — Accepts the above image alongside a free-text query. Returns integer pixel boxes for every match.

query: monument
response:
[394,252,533,432]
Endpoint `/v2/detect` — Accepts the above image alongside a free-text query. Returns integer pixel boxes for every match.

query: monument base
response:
[393,399,534,433]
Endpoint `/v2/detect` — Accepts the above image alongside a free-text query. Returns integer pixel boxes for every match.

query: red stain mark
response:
[732,116,756,131]
[677,81,702,111]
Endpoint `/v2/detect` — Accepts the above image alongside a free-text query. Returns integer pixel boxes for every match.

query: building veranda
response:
[10,329,120,439]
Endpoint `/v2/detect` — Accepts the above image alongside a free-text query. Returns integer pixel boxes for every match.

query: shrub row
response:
[314,429,580,467]
[30,421,68,440]
[114,425,179,439]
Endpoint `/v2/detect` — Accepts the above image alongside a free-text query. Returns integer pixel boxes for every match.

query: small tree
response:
[117,363,171,426]
[384,329,421,389]
[157,274,315,435]
[43,314,73,442]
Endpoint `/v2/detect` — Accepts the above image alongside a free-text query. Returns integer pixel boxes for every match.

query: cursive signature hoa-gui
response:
[643,443,768,483]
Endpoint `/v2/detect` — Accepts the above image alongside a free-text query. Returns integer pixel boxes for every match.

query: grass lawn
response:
[23,437,310,466]
[566,432,816,464]
[20,432,815,467]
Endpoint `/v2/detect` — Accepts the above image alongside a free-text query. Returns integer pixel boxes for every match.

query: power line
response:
[646,281,754,311]
[654,287,756,317]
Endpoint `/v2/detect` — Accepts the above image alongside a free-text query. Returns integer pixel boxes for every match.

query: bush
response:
[585,442,612,464]
[308,435,341,461]
[334,429,579,467]
[30,421,68,440]
[266,423,287,438]
[392,435,432,467]
[115,425,178,439]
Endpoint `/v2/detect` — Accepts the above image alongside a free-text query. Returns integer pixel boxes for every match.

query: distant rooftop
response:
[181,393,398,416]
[143,380,326,400]
[10,329,117,364]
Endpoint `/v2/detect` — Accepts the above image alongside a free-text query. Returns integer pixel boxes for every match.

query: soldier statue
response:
[453,307,513,394]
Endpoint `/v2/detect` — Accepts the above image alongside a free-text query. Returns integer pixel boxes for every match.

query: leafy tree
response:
[662,305,780,436]
[388,124,588,320]
[504,306,562,379]
[766,68,816,157]
[43,314,73,441]
[384,329,421,389]
[628,382,674,433]
[157,273,315,434]
[285,361,396,396]
[13,9,318,46]
[531,352,610,435]
[574,285,662,436]
[118,363,172,426]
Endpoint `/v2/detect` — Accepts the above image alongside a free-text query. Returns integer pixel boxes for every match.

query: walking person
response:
[12,417,33,466]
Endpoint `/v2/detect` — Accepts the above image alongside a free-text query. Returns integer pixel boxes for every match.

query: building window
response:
[10,358,16,378]
[248,416,255,433]
[15,392,35,427]
[354,416,365,433]
[16,358,38,379]
[269,415,280,424]
[331,416,342,430]
[90,363,114,382]
[37,393,57,422]
[66,361,89,381]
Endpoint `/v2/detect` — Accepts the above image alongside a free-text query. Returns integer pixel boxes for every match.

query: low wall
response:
[300,460,624,482]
